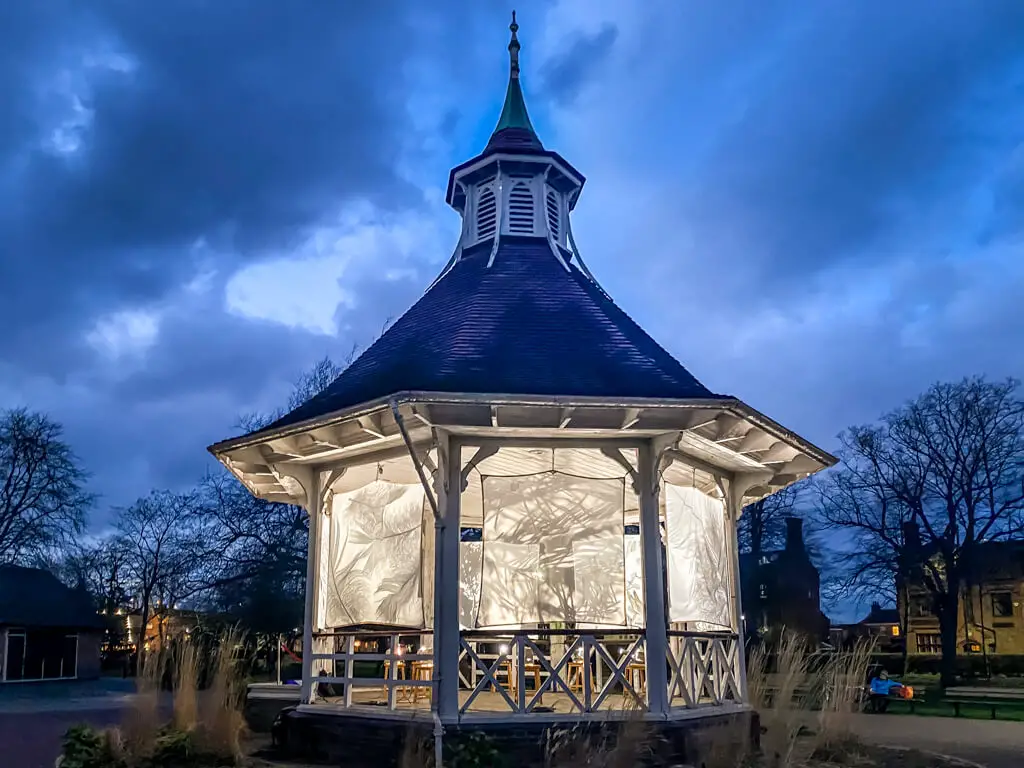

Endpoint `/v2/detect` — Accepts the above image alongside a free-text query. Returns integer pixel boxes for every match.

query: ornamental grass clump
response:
[57,628,248,768]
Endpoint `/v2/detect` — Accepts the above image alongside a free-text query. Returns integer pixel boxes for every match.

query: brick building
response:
[740,517,829,643]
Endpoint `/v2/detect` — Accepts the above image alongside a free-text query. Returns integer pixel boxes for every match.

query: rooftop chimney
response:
[785,516,805,552]
[901,520,922,551]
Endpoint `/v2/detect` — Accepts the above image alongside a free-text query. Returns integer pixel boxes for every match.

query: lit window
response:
[891,625,900,637]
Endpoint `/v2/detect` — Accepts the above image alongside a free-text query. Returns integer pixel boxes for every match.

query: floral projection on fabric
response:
[624,535,644,628]
[459,541,483,629]
[664,484,732,631]
[477,473,626,627]
[321,480,426,628]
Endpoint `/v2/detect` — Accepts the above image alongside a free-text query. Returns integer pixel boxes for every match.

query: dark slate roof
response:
[260,238,723,433]
[0,566,105,629]
[486,126,544,153]
[859,603,900,626]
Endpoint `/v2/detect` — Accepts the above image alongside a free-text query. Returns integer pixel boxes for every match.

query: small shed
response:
[0,565,105,682]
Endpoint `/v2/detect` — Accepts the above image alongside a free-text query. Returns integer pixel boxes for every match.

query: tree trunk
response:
[138,602,151,674]
[938,592,960,689]
[899,582,911,677]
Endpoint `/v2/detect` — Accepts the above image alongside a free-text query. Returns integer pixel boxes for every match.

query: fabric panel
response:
[477,473,626,627]
[321,480,426,628]
[664,484,732,630]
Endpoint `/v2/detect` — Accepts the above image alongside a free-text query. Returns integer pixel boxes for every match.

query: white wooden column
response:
[638,440,669,714]
[724,474,761,704]
[300,468,322,705]
[433,433,462,720]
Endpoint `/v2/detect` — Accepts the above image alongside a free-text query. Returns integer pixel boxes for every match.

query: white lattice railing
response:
[459,629,647,715]
[304,628,742,715]
[667,630,742,708]
[309,630,434,710]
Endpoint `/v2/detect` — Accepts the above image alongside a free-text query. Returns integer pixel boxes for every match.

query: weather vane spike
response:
[508,10,521,78]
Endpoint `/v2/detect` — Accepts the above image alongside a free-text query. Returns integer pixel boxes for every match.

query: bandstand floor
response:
[310,688,709,716]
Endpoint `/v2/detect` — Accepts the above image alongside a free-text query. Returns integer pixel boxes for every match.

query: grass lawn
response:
[880,676,1024,722]
[899,673,1024,690]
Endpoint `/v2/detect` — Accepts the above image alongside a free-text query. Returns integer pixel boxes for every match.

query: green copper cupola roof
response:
[485,11,544,152]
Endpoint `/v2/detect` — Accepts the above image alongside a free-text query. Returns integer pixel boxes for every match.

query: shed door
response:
[4,632,25,681]
[62,634,79,679]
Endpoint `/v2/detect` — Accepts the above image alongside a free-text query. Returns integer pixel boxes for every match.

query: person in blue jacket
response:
[868,670,906,712]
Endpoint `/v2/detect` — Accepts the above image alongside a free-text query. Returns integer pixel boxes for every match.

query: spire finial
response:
[508,10,521,79]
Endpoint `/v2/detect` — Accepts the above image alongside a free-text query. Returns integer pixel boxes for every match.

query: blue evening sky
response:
[2,3,1023,616]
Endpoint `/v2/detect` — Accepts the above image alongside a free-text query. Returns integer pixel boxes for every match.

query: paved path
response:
[0,680,171,768]
[850,714,1024,768]
[0,708,129,768]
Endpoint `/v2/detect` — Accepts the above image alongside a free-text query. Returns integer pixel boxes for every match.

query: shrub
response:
[58,725,126,768]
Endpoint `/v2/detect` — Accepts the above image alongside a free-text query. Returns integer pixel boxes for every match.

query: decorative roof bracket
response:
[487,161,505,268]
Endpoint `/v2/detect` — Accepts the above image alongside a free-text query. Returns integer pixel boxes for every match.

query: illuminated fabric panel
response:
[477,473,626,627]
[321,481,426,628]
[478,542,542,626]
[624,535,644,628]
[665,484,732,631]
[459,541,483,629]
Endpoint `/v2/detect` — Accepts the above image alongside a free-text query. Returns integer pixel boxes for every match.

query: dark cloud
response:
[678,2,1024,286]
[0,1,423,372]
[3,0,1024,533]
[540,24,618,106]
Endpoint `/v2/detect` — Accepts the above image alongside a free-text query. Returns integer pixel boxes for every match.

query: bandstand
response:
[210,13,835,763]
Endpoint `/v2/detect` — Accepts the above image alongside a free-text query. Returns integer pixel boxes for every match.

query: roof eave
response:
[209,389,836,468]
[446,150,586,205]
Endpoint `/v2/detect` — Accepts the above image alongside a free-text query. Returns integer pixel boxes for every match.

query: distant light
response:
[499,644,509,654]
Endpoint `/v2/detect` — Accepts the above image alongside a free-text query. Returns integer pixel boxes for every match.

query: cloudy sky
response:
[3,0,1024,524]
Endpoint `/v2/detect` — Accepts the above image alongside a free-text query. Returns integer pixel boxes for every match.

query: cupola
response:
[439,12,598,285]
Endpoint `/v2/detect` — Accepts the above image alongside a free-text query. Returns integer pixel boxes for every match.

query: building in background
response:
[831,602,903,652]
[902,537,1024,655]
[740,517,830,643]
[0,565,105,683]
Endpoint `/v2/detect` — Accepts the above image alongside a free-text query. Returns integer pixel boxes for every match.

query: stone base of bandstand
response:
[272,705,759,767]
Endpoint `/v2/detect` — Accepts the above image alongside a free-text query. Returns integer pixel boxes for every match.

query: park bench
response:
[942,686,1024,719]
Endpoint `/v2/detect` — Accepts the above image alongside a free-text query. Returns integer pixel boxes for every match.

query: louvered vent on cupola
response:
[507,182,535,234]
[545,189,560,240]
[475,185,497,241]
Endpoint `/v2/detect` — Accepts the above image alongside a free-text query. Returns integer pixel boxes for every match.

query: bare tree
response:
[113,490,210,661]
[237,354,348,433]
[740,485,801,557]
[819,377,1024,686]
[61,539,132,615]
[202,354,351,631]
[0,408,92,564]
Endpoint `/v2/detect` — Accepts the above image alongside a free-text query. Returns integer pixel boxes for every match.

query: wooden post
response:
[300,469,321,705]
[435,433,462,721]
[725,474,759,704]
[638,440,669,714]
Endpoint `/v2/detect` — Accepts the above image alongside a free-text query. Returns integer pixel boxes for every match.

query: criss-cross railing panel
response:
[459,629,647,715]
[666,630,742,709]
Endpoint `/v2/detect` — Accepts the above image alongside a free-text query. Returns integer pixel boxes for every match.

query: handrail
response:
[462,628,643,638]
